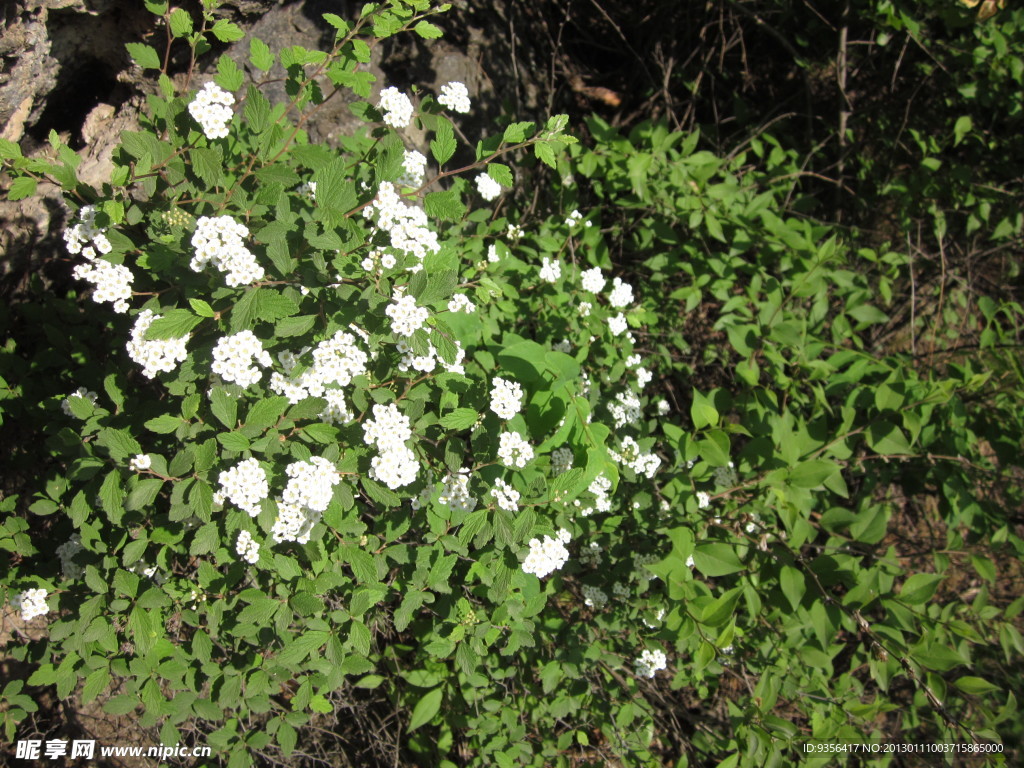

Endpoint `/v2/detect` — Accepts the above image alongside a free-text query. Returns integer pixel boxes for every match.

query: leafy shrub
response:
[1,1,1022,766]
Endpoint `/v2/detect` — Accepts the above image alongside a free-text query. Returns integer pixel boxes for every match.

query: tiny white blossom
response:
[437,81,471,113]
[475,173,502,202]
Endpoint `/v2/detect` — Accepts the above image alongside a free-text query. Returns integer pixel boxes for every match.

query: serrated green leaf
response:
[414,20,443,39]
[169,7,192,37]
[487,163,513,188]
[144,309,201,341]
[244,84,271,133]
[440,409,478,430]
[126,43,162,71]
[249,37,274,71]
[211,19,245,42]
[430,117,456,166]
[7,177,37,201]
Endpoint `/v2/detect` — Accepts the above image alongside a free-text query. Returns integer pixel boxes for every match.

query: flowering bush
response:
[1,0,1022,766]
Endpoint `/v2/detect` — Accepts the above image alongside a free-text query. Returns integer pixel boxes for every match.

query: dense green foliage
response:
[1,1,1022,766]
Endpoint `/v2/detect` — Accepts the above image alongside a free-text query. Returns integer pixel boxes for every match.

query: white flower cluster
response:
[319,389,352,425]
[218,458,269,517]
[398,149,427,187]
[129,454,151,472]
[642,607,667,628]
[697,491,711,509]
[189,82,235,139]
[190,215,264,287]
[637,367,653,389]
[489,377,523,420]
[565,209,585,228]
[56,535,84,579]
[609,277,635,308]
[579,540,603,567]
[576,473,613,517]
[269,331,369,403]
[539,257,561,283]
[273,456,340,543]
[609,436,661,478]
[63,204,112,257]
[497,431,533,468]
[296,180,317,201]
[608,313,628,336]
[126,310,189,379]
[608,390,642,428]
[656,399,671,416]
[635,648,668,678]
[487,243,501,263]
[447,293,475,313]
[438,470,476,514]
[72,255,133,314]
[378,86,414,128]
[490,478,520,512]
[551,447,574,475]
[522,529,571,578]
[475,172,502,202]
[507,223,524,240]
[13,588,49,622]
[437,81,471,113]
[363,403,418,489]
[386,294,429,337]
[579,301,592,317]
[363,182,441,271]
[394,338,466,376]
[61,387,98,417]
[583,584,608,609]
[235,530,260,564]
[212,331,273,388]
[580,266,606,294]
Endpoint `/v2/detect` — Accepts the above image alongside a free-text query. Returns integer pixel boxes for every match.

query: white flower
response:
[398,149,427,187]
[490,478,520,512]
[565,209,584,228]
[362,182,440,272]
[608,277,634,308]
[579,301,592,317]
[656,399,670,416]
[539,257,561,283]
[190,215,263,287]
[219,458,270,518]
[497,431,534,468]
[386,294,429,337]
[269,331,369,404]
[475,172,502,202]
[507,223,524,240]
[489,377,523,420]
[580,267,606,293]
[188,81,235,140]
[362,403,412,452]
[439,470,476,513]
[211,331,272,388]
[61,387,99,417]
[437,81,471,113]
[72,257,134,313]
[635,648,667,678]
[522,529,571,578]
[12,588,49,622]
[608,313,628,336]
[272,456,340,543]
[236,530,260,564]
[697,491,711,509]
[129,454,151,472]
[126,310,189,379]
[608,391,642,428]
[370,446,419,489]
[378,86,414,128]
[447,293,476,313]
[487,243,501,263]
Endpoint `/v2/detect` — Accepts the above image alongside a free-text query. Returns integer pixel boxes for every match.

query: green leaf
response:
[190,522,220,556]
[898,573,943,605]
[169,7,192,37]
[211,19,245,42]
[245,396,289,431]
[534,141,556,169]
[414,20,443,39]
[215,54,244,93]
[217,432,251,452]
[692,542,744,577]
[430,117,456,166]
[503,122,535,143]
[244,84,271,133]
[953,676,1000,695]
[249,37,274,71]
[700,586,742,627]
[866,420,912,455]
[144,309,201,341]
[487,163,513,188]
[275,315,316,338]
[125,43,162,71]
[439,409,479,430]
[209,387,238,430]
[691,389,718,429]
[189,298,215,317]
[788,459,840,489]
[7,177,37,201]
[104,694,138,716]
[424,189,465,221]
[779,566,806,611]
[277,721,297,756]
[408,687,443,732]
